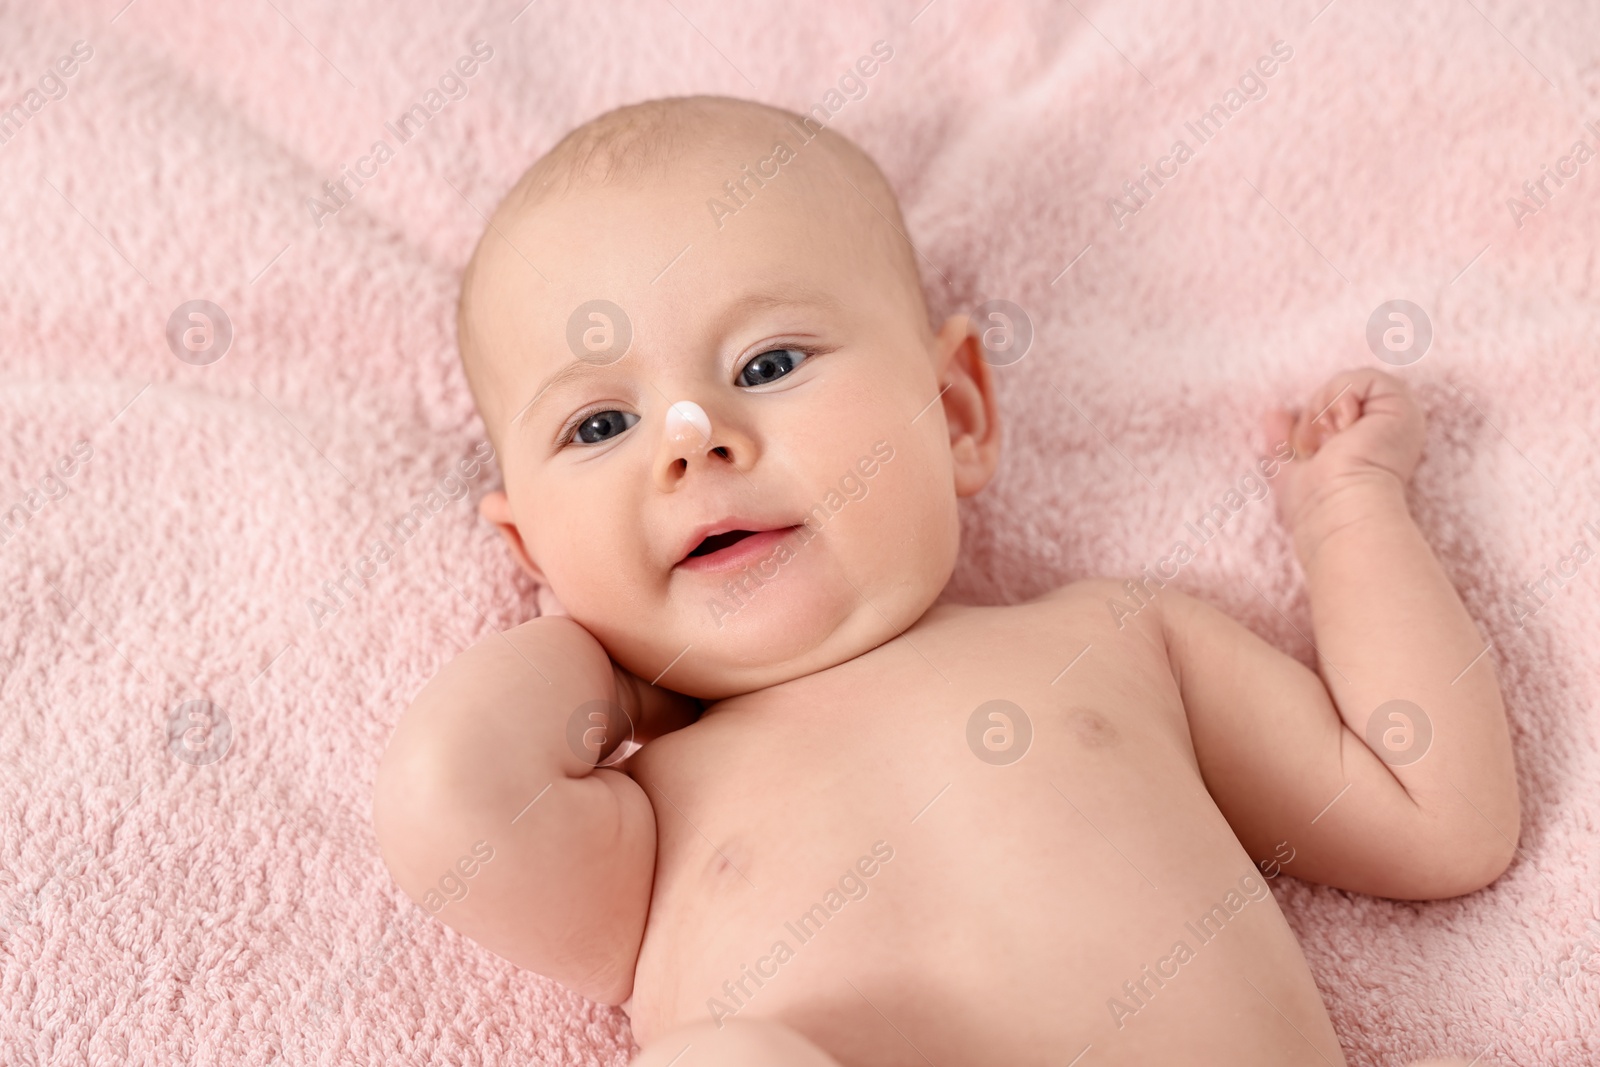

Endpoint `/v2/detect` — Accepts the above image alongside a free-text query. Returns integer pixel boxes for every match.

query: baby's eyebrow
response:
[713,285,842,327]
[511,360,600,430]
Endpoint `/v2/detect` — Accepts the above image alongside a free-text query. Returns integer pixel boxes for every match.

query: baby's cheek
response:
[862,440,960,581]
[537,526,634,623]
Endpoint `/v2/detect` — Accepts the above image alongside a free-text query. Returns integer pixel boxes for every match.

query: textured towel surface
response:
[2,1,1597,1064]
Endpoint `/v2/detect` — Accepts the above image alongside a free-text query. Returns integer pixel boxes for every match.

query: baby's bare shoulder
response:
[1006,576,1170,641]
[1025,576,1143,608]
[926,578,1195,754]
[924,576,1176,679]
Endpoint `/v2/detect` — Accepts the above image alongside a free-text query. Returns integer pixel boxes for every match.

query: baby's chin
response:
[602,568,918,701]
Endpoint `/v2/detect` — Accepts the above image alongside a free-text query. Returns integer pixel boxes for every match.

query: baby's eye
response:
[571,410,639,445]
[737,347,809,387]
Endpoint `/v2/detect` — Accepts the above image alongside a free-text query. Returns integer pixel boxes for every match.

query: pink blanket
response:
[2,1,1596,1063]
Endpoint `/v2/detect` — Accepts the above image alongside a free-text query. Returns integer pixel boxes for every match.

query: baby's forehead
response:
[478,155,901,315]
[475,166,866,326]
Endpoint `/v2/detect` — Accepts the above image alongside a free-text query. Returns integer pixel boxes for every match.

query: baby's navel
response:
[1067,708,1119,749]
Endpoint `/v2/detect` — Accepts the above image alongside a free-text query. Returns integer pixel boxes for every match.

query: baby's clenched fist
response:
[1263,368,1426,535]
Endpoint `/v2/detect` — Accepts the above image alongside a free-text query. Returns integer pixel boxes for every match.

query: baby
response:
[373,95,1519,1066]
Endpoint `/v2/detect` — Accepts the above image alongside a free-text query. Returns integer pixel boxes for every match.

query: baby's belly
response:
[627,709,1347,1066]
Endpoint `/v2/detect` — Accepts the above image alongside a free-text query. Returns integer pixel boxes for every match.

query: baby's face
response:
[469,147,997,699]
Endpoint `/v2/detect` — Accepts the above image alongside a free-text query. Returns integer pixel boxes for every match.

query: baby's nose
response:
[654,398,739,489]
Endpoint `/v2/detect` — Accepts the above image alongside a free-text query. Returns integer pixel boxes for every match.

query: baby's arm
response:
[1159,369,1519,898]
[372,615,698,1003]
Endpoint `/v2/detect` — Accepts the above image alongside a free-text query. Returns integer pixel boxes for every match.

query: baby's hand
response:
[1264,368,1425,535]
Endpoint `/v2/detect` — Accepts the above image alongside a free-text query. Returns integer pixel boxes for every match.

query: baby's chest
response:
[731,668,1218,902]
[646,603,1206,877]
[630,634,1286,1055]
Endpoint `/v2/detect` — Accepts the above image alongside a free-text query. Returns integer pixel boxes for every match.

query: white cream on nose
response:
[664,400,712,444]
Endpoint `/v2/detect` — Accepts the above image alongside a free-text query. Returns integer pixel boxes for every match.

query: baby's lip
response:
[673,517,798,568]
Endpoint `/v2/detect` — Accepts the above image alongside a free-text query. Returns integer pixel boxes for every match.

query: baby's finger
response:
[1263,407,1300,459]
[1307,380,1363,438]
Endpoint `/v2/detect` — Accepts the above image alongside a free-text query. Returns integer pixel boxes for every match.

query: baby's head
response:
[461,95,1000,700]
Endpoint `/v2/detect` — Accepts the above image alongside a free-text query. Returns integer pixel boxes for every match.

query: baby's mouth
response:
[688,530,758,557]
[674,523,802,573]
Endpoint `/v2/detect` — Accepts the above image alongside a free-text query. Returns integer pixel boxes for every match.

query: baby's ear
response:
[933,314,1002,497]
[478,490,547,583]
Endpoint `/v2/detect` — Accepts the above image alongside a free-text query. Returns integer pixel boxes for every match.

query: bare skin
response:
[373,100,1518,1066]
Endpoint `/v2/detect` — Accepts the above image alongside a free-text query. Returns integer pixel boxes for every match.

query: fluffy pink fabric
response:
[1,1,1596,1064]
